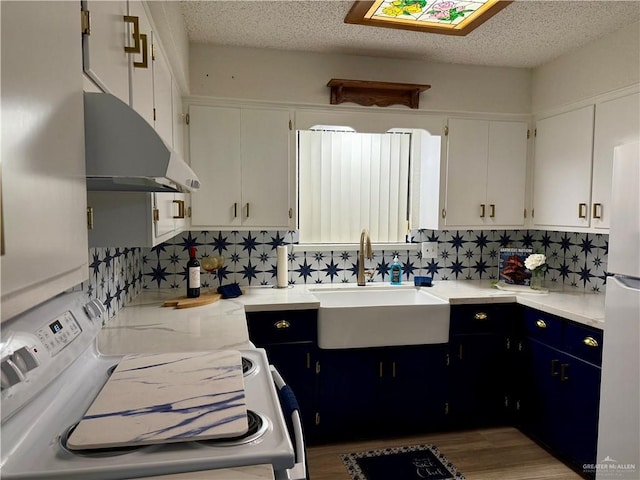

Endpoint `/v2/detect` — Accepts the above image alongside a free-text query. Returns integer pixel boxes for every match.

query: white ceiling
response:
[180,0,640,68]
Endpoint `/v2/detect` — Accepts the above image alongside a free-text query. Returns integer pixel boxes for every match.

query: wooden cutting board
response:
[162,292,221,309]
[67,350,248,450]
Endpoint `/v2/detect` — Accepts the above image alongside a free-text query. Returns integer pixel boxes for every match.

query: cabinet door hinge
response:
[534,128,537,137]
[524,208,527,219]
[81,9,91,35]
[152,208,159,223]
[445,353,450,367]
[444,402,449,415]
[315,412,320,425]
[289,119,293,131]
[315,361,320,374]
[527,129,530,139]
[441,209,446,219]
[506,337,511,350]
[531,208,535,218]
[187,206,192,218]
[444,125,449,136]
[87,207,94,230]
[504,396,510,408]
[288,207,293,219]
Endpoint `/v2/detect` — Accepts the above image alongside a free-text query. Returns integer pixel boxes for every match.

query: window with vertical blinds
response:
[298,130,412,243]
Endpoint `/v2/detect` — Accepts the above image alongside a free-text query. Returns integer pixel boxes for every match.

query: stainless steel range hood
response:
[83,92,200,193]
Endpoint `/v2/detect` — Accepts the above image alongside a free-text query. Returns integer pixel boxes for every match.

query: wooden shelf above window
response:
[327,79,431,109]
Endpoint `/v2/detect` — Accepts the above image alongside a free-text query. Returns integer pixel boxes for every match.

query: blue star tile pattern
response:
[239,233,260,254]
[321,258,342,282]
[294,258,316,283]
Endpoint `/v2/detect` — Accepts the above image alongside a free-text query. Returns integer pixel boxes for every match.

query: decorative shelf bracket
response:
[327,79,431,109]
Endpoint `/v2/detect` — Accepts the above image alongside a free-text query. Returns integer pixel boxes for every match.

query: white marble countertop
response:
[98,279,604,479]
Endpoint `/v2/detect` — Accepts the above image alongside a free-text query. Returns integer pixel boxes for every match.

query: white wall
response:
[189,44,531,114]
[532,21,640,114]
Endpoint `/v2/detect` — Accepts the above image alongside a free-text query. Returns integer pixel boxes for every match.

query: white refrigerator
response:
[596,142,640,480]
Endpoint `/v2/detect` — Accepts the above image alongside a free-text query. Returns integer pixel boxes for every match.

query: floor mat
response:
[341,444,465,480]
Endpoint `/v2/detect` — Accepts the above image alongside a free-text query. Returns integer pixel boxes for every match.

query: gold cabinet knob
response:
[535,319,547,329]
[583,336,599,348]
[274,320,291,329]
[474,312,488,320]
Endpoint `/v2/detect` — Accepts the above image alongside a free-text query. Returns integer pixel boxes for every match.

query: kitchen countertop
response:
[97,280,605,480]
[99,281,605,356]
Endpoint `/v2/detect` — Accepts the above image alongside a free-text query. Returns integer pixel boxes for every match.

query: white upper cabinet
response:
[1,1,88,322]
[152,33,174,147]
[81,0,130,104]
[532,105,595,230]
[128,0,154,127]
[591,91,640,230]
[443,118,528,228]
[189,105,293,230]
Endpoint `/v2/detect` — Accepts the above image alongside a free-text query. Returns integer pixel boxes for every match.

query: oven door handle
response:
[270,366,307,480]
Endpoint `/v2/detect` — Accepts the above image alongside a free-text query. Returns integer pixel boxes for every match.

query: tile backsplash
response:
[88,229,608,319]
[86,247,144,320]
[141,229,608,291]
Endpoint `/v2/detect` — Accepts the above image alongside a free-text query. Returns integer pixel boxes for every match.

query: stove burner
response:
[59,423,147,457]
[242,356,256,376]
[198,410,269,447]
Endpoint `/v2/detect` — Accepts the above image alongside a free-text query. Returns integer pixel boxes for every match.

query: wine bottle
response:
[186,247,201,298]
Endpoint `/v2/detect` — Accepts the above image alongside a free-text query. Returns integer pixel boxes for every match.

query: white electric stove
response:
[0,291,305,479]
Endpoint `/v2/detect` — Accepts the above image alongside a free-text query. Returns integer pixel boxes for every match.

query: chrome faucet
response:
[357,229,374,286]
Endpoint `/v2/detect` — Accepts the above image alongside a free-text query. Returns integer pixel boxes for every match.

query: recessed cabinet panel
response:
[81,0,130,105]
[533,105,594,228]
[152,37,174,147]
[240,108,291,228]
[445,119,490,227]
[486,121,528,226]
[189,106,243,227]
[592,91,640,230]
[128,0,154,127]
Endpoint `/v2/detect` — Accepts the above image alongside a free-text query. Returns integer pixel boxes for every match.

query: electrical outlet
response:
[421,242,438,259]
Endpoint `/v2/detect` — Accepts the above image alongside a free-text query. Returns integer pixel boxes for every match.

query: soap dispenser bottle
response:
[390,255,402,285]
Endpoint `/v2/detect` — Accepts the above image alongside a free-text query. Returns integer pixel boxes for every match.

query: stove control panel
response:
[36,311,82,357]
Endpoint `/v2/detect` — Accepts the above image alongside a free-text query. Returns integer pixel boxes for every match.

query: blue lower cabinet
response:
[245,310,319,441]
[449,333,509,427]
[520,310,602,479]
[316,345,449,440]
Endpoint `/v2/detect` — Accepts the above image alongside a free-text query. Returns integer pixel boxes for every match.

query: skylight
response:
[345,0,512,36]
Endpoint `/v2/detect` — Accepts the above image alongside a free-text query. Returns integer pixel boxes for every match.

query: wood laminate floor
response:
[306,427,583,480]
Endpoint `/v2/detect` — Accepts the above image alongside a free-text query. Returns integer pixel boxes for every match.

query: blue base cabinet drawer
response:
[524,309,563,347]
[564,322,603,366]
[246,309,317,345]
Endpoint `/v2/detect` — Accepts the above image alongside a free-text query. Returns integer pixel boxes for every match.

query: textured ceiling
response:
[180,0,640,68]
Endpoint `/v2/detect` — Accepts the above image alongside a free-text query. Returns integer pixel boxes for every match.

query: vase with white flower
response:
[525,253,547,290]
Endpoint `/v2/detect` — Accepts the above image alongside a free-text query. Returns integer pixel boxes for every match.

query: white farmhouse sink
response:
[309,285,450,349]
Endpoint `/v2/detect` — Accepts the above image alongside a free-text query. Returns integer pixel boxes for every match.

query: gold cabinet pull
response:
[306,352,311,369]
[592,203,602,219]
[172,199,185,219]
[474,312,488,321]
[583,336,599,348]
[392,361,396,378]
[233,203,238,218]
[133,33,148,68]
[480,204,486,218]
[274,320,290,329]
[578,203,587,219]
[551,359,559,376]
[379,361,384,378]
[489,204,496,218]
[245,203,250,218]
[535,319,547,329]
[458,344,463,360]
[87,207,94,230]
[560,363,569,381]
[123,15,141,53]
